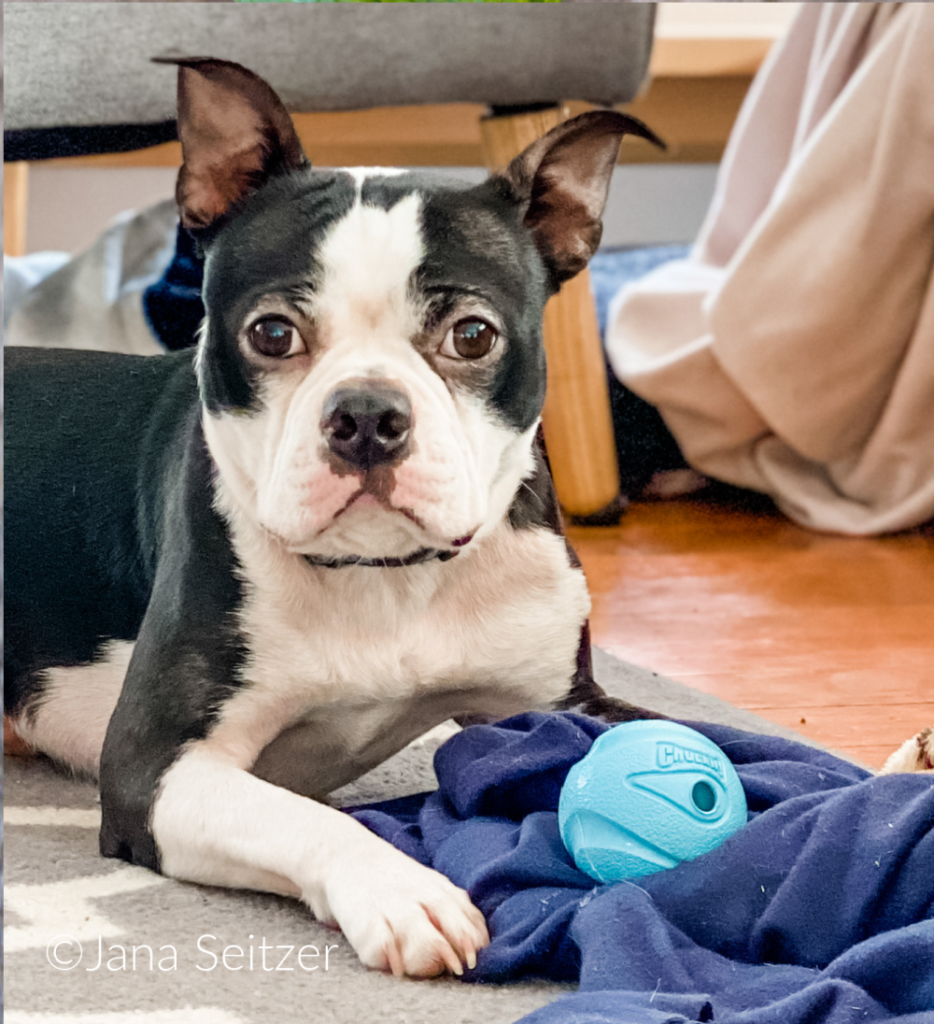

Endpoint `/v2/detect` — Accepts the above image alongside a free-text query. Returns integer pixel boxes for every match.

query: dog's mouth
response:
[297,489,476,568]
[336,488,412,519]
[331,486,429,537]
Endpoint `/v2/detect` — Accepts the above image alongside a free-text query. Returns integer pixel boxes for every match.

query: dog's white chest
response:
[202,523,590,794]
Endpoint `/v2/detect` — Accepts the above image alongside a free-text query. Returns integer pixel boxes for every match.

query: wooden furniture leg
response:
[4,162,30,256]
[480,107,621,519]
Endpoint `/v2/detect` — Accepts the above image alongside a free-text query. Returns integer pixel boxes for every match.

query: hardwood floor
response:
[567,490,934,770]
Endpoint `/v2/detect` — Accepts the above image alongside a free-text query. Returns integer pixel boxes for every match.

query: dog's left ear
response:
[154,56,307,232]
[499,111,664,286]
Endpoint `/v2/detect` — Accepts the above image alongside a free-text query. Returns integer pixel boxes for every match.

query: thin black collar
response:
[303,547,460,569]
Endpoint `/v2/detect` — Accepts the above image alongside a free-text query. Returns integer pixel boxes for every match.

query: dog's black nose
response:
[321,384,413,470]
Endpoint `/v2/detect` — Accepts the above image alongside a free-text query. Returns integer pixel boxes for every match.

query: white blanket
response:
[606,2,934,535]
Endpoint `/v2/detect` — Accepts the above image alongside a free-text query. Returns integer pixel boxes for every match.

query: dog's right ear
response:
[498,111,664,287]
[154,57,307,232]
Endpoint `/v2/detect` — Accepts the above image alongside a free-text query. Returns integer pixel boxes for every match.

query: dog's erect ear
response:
[154,56,307,232]
[499,111,664,286]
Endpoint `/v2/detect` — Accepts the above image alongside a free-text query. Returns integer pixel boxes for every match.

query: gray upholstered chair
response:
[4,3,656,517]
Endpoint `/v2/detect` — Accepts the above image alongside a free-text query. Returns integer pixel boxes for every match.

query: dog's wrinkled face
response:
[163,57,662,562]
[200,168,548,560]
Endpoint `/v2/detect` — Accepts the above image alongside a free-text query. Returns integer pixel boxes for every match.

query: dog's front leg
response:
[150,748,488,976]
[103,654,489,977]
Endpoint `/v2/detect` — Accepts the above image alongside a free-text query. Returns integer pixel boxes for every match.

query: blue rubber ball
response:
[558,720,747,883]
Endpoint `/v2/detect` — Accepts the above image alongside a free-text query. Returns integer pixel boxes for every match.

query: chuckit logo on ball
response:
[656,742,725,777]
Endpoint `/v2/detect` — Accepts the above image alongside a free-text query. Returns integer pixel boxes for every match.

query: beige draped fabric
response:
[606,3,934,535]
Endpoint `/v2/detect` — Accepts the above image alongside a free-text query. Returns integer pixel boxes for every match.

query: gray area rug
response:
[4,649,831,1024]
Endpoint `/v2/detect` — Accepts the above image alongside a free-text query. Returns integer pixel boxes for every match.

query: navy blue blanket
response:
[350,713,934,1024]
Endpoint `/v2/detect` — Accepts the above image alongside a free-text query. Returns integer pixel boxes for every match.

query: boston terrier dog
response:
[5,58,664,978]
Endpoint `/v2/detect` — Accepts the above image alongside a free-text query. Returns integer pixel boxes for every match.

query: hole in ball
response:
[692,780,717,813]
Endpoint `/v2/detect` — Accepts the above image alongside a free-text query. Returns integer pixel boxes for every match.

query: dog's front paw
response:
[880,727,934,775]
[323,843,489,977]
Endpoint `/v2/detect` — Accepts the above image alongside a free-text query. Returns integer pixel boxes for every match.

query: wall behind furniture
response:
[24,162,719,256]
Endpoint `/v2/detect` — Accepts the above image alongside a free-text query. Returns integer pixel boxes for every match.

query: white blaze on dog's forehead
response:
[342,166,407,186]
[315,190,424,344]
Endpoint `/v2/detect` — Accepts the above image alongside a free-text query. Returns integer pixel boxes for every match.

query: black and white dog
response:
[5,59,663,978]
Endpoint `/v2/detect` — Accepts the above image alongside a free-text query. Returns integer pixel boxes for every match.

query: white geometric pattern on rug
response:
[5,806,102,828]
[5,865,168,953]
[5,1011,249,1024]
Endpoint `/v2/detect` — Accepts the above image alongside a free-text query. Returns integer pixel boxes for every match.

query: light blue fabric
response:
[589,244,689,340]
[3,202,176,357]
[4,252,71,331]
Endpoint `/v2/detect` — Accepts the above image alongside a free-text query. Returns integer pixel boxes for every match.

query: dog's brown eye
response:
[249,318,303,359]
[443,318,498,360]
